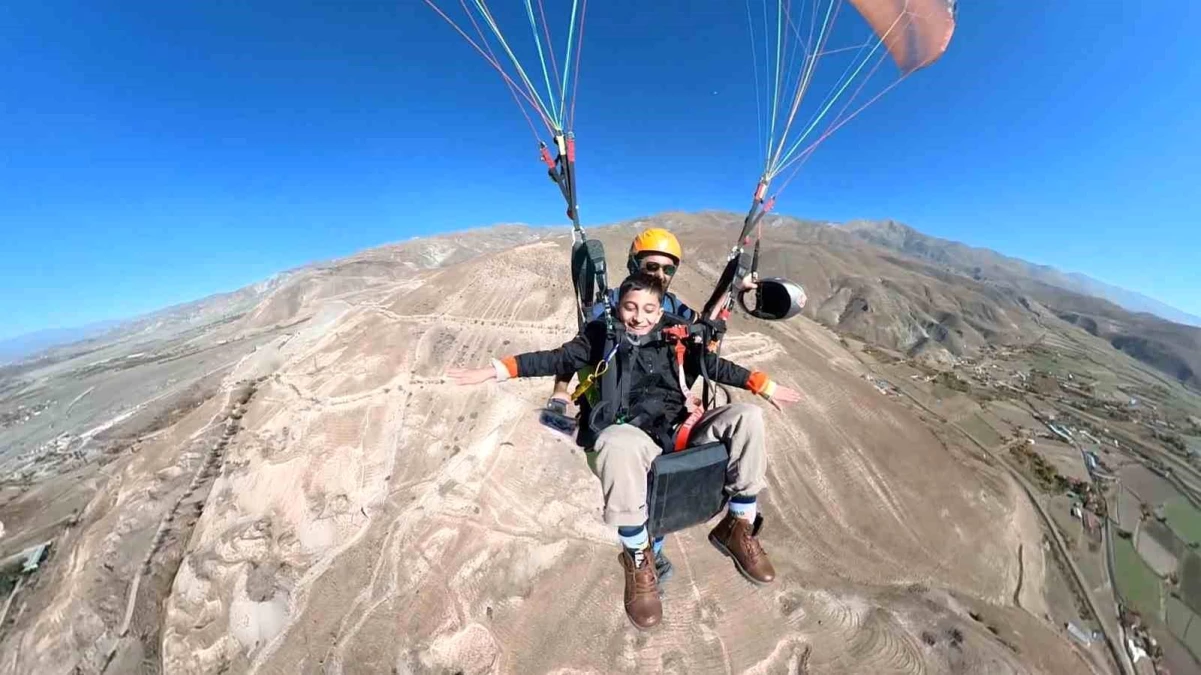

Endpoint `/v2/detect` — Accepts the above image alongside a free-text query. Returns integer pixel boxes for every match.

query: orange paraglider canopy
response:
[850,0,956,74]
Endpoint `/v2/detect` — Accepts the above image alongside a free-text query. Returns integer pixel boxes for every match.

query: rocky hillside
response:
[1038,285,1201,389]
[841,219,1201,327]
[623,212,1059,365]
[0,221,1092,674]
[835,218,1200,387]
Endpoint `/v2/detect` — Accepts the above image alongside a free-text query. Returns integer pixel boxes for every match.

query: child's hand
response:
[770,385,801,407]
[446,367,496,386]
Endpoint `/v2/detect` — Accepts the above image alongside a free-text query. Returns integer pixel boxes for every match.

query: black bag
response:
[645,441,730,537]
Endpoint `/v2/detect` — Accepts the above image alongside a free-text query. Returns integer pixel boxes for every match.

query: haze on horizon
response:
[2,1,1198,341]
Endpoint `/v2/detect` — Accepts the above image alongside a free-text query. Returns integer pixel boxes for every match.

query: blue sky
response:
[2,1,1198,340]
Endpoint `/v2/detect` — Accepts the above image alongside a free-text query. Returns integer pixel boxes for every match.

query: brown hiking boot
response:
[709,512,776,585]
[618,544,662,630]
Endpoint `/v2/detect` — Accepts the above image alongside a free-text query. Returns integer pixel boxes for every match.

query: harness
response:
[571,319,716,453]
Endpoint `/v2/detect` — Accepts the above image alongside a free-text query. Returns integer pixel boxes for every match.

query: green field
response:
[1166,596,1201,662]
[1115,535,1163,619]
[1145,519,1186,557]
[1168,595,1195,637]
[1030,352,1060,373]
[1182,553,1201,613]
[1187,611,1201,663]
[960,413,1003,448]
[1164,497,1201,546]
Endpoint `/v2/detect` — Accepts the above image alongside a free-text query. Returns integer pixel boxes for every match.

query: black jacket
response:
[513,318,754,448]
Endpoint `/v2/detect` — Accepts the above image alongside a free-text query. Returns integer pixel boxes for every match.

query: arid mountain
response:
[0,225,547,371]
[835,218,1200,388]
[0,322,123,366]
[1059,272,1201,328]
[0,219,1101,674]
[1037,285,1201,389]
[841,219,1201,327]
[640,212,1053,363]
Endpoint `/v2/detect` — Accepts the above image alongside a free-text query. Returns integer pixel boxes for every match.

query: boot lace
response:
[737,519,765,563]
[629,549,658,593]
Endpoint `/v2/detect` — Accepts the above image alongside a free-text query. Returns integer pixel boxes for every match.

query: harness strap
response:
[591,326,623,423]
[583,322,719,452]
[674,407,705,452]
[662,324,707,452]
[616,342,634,423]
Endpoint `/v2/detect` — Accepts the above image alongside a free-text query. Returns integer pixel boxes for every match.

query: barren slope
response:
[639,212,1053,367]
[1,224,1096,674]
[840,218,1201,387]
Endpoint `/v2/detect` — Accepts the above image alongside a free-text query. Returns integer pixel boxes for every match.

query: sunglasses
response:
[641,261,677,276]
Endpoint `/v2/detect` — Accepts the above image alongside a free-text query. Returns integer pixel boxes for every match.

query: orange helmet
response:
[628,228,682,264]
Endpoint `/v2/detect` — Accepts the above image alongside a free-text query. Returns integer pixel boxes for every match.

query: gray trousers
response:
[587,403,768,527]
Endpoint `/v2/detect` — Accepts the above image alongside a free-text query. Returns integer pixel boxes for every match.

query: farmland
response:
[1121,463,1180,505]
[1114,535,1163,619]
[1182,553,1201,613]
[1164,497,1201,547]
[1136,531,1178,577]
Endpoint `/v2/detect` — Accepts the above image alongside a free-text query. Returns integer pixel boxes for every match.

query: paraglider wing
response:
[848,0,957,74]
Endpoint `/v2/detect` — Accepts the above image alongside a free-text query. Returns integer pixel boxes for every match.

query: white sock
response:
[729,499,757,522]
[618,526,649,550]
[618,526,650,566]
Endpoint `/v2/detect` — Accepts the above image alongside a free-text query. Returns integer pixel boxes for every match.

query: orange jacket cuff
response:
[746,371,776,398]
[492,356,519,382]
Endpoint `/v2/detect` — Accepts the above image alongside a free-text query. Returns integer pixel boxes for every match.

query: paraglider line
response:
[816,42,876,58]
[521,0,561,126]
[559,0,582,129]
[535,0,565,103]
[774,73,909,191]
[744,0,765,166]
[778,0,818,131]
[767,0,786,162]
[470,0,560,130]
[781,0,813,59]
[774,12,903,173]
[458,0,545,141]
[785,32,877,158]
[568,0,588,130]
[426,0,554,133]
[768,0,820,160]
[755,0,772,164]
[772,5,889,176]
[767,0,840,177]
[765,0,825,175]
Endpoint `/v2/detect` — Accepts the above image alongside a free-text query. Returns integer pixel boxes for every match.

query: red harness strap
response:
[662,325,705,452]
[674,405,705,452]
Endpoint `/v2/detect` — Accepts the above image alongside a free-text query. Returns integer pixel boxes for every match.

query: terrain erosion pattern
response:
[0,231,1094,674]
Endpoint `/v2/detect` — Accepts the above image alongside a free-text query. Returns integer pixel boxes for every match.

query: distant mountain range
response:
[0,321,123,365]
[831,218,1199,387]
[5,218,1197,388]
[1060,272,1201,327]
[0,225,546,365]
[838,219,1200,327]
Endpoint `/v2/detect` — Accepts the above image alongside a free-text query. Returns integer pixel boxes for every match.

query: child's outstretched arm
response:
[446,326,597,386]
[702,351,801,408]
